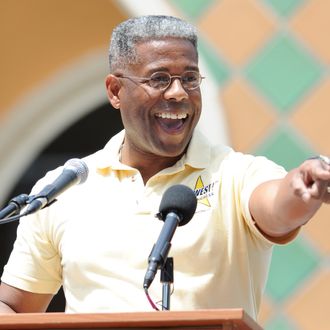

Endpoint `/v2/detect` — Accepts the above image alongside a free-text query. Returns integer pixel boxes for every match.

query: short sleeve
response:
[1,171,64,294]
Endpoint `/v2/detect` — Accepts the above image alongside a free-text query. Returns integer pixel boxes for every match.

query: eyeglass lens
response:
[149,71,201,90]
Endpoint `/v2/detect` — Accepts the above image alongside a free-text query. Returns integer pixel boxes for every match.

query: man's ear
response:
[105,74,121,109]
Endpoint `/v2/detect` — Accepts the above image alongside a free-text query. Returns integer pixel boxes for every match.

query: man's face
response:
[111,38,202,159]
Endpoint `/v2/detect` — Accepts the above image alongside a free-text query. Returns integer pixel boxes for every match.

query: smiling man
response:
[106,35,202,182]
[0,15,330,321]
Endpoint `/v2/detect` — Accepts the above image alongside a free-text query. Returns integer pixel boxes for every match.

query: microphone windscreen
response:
[64,158,89,184]
[159,184,197,226]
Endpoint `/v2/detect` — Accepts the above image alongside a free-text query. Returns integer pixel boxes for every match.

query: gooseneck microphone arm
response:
[161,257,174,311]
[0,194,29,221]
[143,184,197,311]
[143,211,181,290]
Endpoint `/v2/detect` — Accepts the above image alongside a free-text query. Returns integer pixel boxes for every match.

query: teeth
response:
[155,113,188,119]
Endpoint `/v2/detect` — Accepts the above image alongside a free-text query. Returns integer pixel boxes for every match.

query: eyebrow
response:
[146,66,200,75]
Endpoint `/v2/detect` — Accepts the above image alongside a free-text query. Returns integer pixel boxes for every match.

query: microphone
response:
[24,158,89,216]
[143,184,197,289]
[0,194,29,220]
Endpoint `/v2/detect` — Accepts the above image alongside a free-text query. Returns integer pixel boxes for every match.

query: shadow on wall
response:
[0,103,123,312]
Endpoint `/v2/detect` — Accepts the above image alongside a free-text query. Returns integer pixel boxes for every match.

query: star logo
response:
[194,176,211,207]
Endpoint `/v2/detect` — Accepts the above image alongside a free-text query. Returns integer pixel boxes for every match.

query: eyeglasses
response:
[116,71,205,91]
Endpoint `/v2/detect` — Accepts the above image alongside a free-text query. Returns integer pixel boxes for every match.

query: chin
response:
[157,145,187,158]
[152,134,191,158]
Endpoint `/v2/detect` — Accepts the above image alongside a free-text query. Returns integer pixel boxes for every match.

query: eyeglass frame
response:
[115,70,205,91]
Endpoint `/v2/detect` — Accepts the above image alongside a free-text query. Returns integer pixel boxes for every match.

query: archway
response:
[0,102,123,311]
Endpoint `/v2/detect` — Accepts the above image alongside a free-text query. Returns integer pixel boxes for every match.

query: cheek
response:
[191,93,202,116]
[119,102,152,129]
[120,86,158,111]
[120,109,141,130]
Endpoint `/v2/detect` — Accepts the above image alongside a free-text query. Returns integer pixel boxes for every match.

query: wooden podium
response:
[0,309,263,329]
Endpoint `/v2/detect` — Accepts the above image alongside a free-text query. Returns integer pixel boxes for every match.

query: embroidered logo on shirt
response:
[194,176,218,207]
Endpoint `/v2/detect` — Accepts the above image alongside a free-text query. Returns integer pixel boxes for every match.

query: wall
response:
[0,0,127,202]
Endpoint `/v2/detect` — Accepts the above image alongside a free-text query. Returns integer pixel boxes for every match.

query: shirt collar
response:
[95,130,126,170]
[95,129,212,171]
[179,129,212,169]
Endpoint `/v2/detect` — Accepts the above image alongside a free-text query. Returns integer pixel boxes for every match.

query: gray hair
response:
[108,15,198,72]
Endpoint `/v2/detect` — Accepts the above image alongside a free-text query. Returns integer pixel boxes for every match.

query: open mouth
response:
[155,113,188,131]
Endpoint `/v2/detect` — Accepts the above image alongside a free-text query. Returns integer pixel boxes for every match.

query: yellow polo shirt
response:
[2,129,287,319]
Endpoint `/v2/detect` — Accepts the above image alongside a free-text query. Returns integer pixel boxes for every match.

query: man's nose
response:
[163,78,189,101]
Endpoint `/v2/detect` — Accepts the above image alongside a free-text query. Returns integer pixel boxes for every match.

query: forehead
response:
[132,38,199,73]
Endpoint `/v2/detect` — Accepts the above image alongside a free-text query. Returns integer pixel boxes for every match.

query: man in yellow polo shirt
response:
[0,15,330,320]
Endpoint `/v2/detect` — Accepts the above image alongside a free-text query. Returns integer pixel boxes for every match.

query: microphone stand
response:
[160,257,173,311]
[0,194,29,221]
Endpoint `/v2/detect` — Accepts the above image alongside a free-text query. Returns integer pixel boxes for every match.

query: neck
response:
[120,145,183,184]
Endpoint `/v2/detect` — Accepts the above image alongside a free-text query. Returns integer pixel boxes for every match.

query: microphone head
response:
[64,158,89,184]
[159,184,197,226]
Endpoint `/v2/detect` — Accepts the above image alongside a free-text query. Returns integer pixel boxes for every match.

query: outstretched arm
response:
[250,156,330,239]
